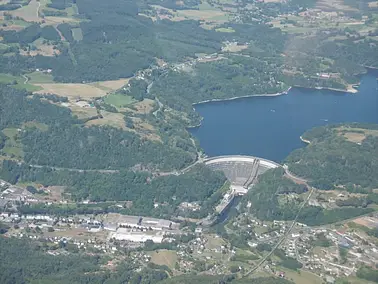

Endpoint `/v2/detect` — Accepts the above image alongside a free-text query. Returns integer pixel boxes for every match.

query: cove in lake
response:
[189,70,378,163]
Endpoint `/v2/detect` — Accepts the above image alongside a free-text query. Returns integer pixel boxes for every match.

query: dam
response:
[201,155,280,225]
[204,155,280,195]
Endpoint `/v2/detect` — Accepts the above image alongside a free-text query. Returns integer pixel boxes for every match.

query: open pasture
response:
[149,250,178,270]
[10,0,41,22]
[90,77,131,92]
[34,83,108,100]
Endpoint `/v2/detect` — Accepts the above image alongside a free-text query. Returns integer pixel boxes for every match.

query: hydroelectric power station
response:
[199,155,280,226]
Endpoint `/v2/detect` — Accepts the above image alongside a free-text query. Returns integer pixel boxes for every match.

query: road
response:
[36,0,41,18]
[22,75,29,84]
[26,152,203,176]
[283,164,308,184]
[244,186,315,277]
[28,164,119,173]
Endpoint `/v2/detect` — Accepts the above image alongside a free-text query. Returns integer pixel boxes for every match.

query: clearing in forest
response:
[72,27,83,41]
[149,250,178,270]
[85,111,126,129]
[33,83,108,100]
[1,128,23,158]
[10,0,41,22]
[152,2,228,24]
[128,99,156,114]
[336,126,378,144]
[27,71,54,84]
[0,73,41,92]
[316,0,359,11]
[104,93,135,108]
[89,78,131,92]
[20,38,60,57]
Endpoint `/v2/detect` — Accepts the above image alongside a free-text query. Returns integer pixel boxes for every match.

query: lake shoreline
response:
[187,84,357,129]
[193,86,292,106]
[186,89,291,129]
[297,85,358,94]
[300,136,311,145]
[192,83,359,108]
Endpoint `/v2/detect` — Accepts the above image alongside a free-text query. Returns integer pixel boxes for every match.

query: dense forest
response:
[150,54,286,113]
[0,84,196,171]
[241,168,373,226]
[286,124,378,191]
[0,84,227,216]
[1,160,226,217]
[356,266,378,283]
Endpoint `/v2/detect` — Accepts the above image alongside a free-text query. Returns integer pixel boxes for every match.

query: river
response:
[189,70,378,162]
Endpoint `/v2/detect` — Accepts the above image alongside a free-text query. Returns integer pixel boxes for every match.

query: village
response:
[1,173,378,281]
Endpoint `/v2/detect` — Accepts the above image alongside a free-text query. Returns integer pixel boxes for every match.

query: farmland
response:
[0,73,42,92]
[104,93,136,109]
[33,83,108,100]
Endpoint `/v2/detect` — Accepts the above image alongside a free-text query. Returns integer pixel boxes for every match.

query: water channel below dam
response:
[189,70,378,163]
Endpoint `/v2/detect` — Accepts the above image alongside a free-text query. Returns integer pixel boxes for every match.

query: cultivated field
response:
[20,38,60,57]
[336,127,378,143]
[34,83,108,100]
[27,71,55,84]
[128,99,156,114]
[72,27,83,41]
[151,2,229,25]
[1,128,23,158]
[85,111,126,129]
[0,73,42,92]
[316,0,358,11]
[69,105,98,120]
[279,268,323,284]
[10,0,41,22]
[104,93,135,108]
[90,78,131,92]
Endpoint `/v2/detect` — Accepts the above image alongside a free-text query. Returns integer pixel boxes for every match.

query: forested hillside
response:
[0,84,226,216]
[286,124,378,191]
[0,237,169,284]
[0,85,195,170]
[241,167,374,226]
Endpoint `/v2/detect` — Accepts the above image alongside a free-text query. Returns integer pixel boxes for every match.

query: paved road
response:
[28,164,119,173]
[243,186,315,277]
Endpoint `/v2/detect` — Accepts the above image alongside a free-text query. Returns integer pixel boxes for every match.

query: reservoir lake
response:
[189,70,378,163]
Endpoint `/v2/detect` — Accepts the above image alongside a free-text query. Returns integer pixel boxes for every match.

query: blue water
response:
[189,71,378,163]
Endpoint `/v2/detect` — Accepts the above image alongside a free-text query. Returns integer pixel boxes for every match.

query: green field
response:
[65,4,79,17]
[72,27,83,41]
[104,93,135,108]
[27,71,55,84]
[279,267,323,284]
[337,276,376,284]
[0,43,9,51]
[23,121,49,131]
[1,128,24,159]
[0,73,42,92]
[215,27,235,33]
